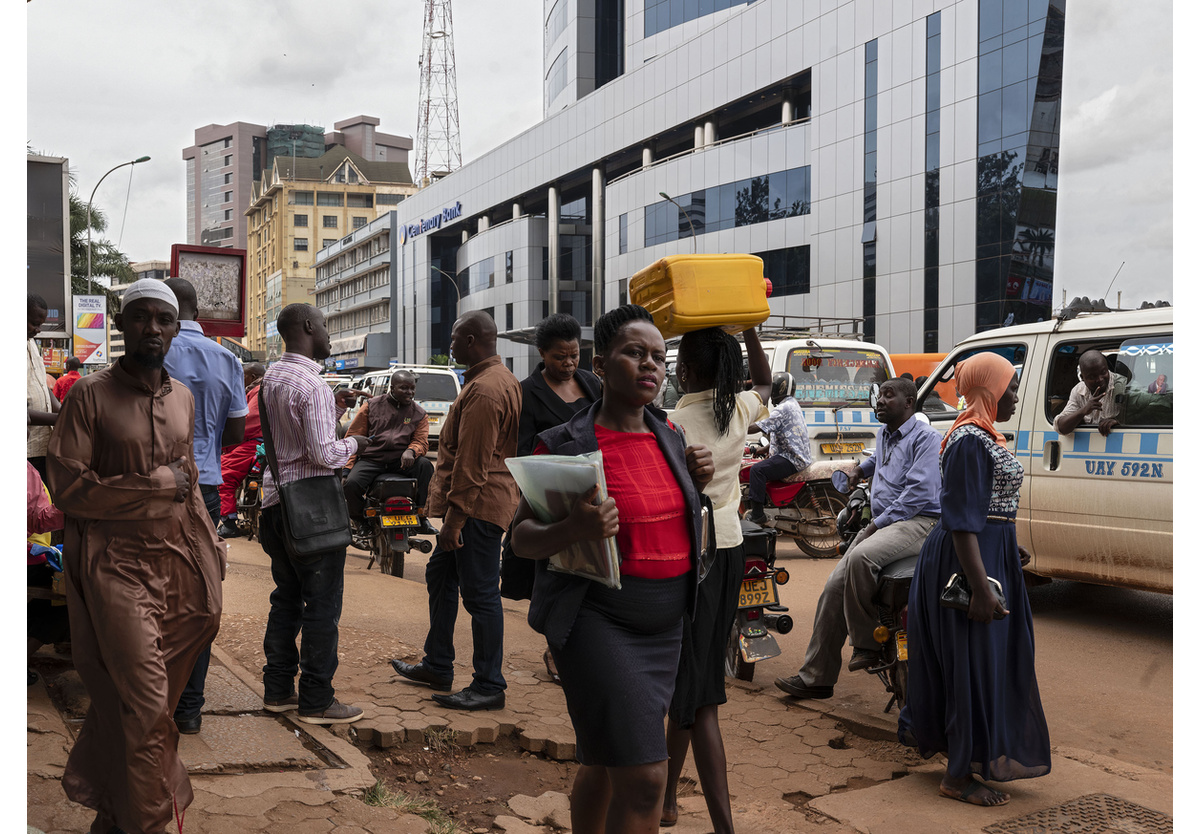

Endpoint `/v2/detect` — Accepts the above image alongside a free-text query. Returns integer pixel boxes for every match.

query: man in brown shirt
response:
[47,278,224,834]
[343,369,437,535]
[391,311,521,711]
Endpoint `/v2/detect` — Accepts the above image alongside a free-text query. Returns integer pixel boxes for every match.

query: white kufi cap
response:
[121,278,179,315]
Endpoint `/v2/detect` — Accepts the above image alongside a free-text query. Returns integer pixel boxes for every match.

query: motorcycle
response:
[233,443,266,542]
[353,474,433,578]
[833,469,915,713]
[738,448,857,558]
[724,519,793,682]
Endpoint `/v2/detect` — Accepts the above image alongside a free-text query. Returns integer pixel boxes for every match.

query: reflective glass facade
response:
[644,0,754,38]
[643,167,810,247]
[924,14,942,352]
[975,0,1064,330]
[862,40,878,343]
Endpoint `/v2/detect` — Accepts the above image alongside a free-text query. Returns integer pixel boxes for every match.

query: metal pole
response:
[86,156,151,294]
[659,192,697,254]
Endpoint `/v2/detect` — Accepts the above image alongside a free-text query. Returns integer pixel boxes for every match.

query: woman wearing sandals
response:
[513,304,713,834]
[659,326,771,831]
[898,352,1051,806]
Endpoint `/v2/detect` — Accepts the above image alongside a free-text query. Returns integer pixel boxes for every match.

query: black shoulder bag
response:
[258,386,352,562]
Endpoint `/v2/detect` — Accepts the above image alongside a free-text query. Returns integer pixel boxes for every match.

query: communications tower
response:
[415,0,462,186]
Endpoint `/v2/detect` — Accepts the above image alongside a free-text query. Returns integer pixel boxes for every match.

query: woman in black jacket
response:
[508,313,602,680]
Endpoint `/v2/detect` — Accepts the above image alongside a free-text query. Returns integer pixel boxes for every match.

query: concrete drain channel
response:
[982,793,1172,834]
[35,655,350,776]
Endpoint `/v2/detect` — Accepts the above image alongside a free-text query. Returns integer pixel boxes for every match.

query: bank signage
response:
[400,201,463,245]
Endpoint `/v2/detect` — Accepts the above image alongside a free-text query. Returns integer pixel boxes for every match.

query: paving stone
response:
[543,737,577,761]
[507,790,571,826]
[813,745,860,768]
[494,815,546,834]
[179,715,321,773]
[201,665,266,714]
[517,730,546,753]
[773,769,834,800]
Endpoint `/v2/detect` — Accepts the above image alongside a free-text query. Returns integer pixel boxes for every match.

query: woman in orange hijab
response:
[898,352,1051,807]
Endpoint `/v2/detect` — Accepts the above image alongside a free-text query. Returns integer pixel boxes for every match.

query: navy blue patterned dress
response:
[898,425,1051,781]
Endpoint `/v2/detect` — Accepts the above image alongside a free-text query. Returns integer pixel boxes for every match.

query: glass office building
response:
[385,0,1064,377]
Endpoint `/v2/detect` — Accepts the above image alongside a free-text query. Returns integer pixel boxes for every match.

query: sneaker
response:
[297,698,364,725]
[264,692,300,713]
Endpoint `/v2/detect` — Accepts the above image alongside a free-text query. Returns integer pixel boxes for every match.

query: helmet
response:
[771,372,796,402]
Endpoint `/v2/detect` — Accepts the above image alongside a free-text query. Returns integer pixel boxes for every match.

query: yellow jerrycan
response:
[629,253,772,339]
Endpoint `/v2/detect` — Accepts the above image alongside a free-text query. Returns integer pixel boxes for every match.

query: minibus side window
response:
[1044,339,1122,424]
[1117,336,1173,428]
[920,344,1026,419]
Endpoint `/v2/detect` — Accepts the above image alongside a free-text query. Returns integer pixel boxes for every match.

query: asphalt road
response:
[223,524,1172,776]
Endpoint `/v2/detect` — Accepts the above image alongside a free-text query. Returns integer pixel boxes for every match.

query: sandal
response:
[542,649,562,685]
[939,780,1010,807]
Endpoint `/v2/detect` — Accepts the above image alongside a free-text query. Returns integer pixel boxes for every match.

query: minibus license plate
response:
[821,442,864,454]
[738,577,778,608]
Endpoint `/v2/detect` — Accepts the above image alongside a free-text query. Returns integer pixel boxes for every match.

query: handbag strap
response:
[257,385,285,490]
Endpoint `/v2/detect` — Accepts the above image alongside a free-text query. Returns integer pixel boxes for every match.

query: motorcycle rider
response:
[343,370,438,536]
[744,372,812,525]
[217,362,266,538]
[775,377,942,700]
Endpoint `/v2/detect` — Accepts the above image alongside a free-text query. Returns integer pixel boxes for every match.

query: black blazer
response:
[525,400,702,650]
[516,364,603,456]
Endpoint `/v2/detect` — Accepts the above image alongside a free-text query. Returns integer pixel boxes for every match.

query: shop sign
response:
[400,202,463,245]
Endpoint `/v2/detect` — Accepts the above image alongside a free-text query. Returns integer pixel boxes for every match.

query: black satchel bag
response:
[258,386,352,562]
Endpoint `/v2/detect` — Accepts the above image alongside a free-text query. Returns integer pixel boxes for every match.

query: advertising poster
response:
[73,295,108,365]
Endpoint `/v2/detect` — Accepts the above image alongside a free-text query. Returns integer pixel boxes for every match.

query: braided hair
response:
[678,327,743,435]
[593,304,655,356]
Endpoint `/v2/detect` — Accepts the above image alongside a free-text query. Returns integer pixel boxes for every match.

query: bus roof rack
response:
[754,315,866,342]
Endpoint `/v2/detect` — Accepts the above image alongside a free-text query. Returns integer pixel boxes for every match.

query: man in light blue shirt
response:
[745,372,813,524]
[163,277,248,734]
[776,377,941,701]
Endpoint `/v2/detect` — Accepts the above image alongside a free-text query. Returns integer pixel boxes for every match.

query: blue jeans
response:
[747,455,799,505]
[174,484,221,721]
[259,504,346,712]
[422,518,506,695]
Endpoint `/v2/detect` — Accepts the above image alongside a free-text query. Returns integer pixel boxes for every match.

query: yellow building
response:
[245,146,415,359]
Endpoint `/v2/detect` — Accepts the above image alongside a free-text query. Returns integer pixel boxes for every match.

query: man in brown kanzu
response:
[48,278,224,834]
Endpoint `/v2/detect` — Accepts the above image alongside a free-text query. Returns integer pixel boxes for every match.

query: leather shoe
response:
[774,676,833,700]
[175,714,202,734]
[431,687,505,711]
[745,511,769,526]
[416,517,439,536]
[390,658,452,691]
[848,648,884,672]
[217,521,242,539]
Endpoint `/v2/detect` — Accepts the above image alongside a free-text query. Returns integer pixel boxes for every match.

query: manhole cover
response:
[983,793,1171,834]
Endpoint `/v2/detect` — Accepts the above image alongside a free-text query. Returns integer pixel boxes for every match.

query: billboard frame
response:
[27,155,72,340]
[169,243,247,337]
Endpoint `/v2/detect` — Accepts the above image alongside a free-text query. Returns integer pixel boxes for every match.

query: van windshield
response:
[786,347,889,407]
[414,374,459,402]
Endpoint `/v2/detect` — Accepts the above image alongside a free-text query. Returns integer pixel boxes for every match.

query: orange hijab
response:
[941,352,1016,451]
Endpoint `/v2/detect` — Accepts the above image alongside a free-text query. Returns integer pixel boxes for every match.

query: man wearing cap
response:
[47,278,224,834]
[162,276,247,735]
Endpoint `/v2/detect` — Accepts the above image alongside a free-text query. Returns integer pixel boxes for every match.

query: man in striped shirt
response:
[258,303,369,725]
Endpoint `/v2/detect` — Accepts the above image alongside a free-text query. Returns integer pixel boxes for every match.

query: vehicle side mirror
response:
[868,383,881,409]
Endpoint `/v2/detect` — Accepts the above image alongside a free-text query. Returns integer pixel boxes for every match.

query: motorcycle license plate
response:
[381,514,419,528]
[821,442,864,454]
[896,630,908,662]
[738,576,779,609]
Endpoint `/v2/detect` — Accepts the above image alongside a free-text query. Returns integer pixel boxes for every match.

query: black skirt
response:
[550,573,688,767]
[669,544,745,727]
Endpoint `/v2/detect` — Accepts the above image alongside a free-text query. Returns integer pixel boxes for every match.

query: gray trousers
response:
[795,515,937,688]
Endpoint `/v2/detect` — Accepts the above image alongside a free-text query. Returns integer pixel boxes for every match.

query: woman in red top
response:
[513,304,713,834]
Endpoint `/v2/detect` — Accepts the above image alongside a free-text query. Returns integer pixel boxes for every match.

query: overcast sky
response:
[25,0,1172,307]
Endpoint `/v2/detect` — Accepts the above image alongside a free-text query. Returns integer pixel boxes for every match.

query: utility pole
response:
[415,0,462,187]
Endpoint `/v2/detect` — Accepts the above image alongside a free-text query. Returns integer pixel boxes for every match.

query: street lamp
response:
[659,191,698,254]
[86,155,151,294]
[429,265,462,307]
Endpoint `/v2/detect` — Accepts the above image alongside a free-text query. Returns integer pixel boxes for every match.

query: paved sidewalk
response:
[27,538,1175,833]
